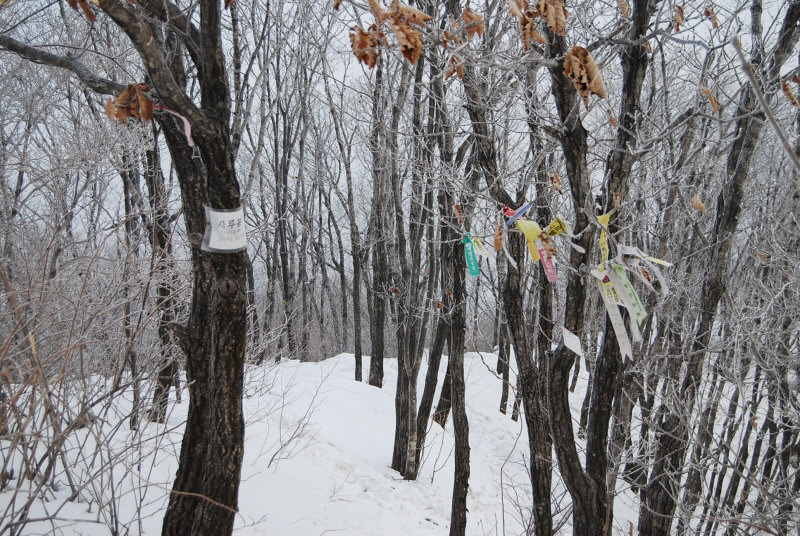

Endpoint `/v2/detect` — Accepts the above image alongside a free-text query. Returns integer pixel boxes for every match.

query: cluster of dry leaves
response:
[508,0,567,50]
[508,1,609,109]
[349,1,433,67]
[564,46,607,109]
[346,1,612,110]
[348,1,485,79]
[104,84,154,123]
[442,7,484,79]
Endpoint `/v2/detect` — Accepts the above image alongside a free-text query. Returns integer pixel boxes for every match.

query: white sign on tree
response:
[202,206,247,252]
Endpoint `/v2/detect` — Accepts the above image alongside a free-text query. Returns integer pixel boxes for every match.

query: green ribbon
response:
[463,236,480,277]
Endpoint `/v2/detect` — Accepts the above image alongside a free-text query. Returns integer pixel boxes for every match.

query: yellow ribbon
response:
[515,220,541,263]
[597,212,611,263]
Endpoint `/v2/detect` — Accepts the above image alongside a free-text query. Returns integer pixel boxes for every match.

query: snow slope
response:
[1,352,640,535]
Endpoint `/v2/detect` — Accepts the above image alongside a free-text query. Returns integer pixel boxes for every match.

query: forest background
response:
[0,1,799,535]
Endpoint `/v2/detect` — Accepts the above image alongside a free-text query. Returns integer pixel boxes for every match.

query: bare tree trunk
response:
[144,141,181,424]
[448,229,470,536]
[368,57,388,388]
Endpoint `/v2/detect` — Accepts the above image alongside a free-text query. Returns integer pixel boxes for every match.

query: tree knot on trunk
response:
[218,278,239,299]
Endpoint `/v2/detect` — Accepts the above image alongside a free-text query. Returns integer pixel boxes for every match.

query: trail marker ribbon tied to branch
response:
[202,206,247,253]
[590,213,672,360]
[510,214,563,283]
[462,234,481,277]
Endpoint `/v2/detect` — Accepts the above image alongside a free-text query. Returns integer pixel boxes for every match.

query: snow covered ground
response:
[0,352,641,535]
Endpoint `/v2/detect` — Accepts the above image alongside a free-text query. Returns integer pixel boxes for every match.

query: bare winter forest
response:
[1,1,799,535]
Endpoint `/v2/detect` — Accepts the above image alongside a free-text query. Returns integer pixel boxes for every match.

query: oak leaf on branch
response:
[563,46,607,109]
[105,84,154,124]
[782,80,800,107]
[508,0,527,19]
[369,0,389,24]
[509,1,545,50]
[692,193,707,212]
[673,5,684,32]
[387,17,424,65]
[350,25,384,68]
[446,55,465,79]
[619,0,629,19]
[390,1,433,26]
[700,85,719,115]
[704,6,719,29]
[362,1,431,66]
[550,172,564,195]
[462,7,485,41]
[536,0,568,35]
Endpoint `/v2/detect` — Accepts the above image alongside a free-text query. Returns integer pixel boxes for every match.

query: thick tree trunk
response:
[156,116,247,536]
[368,57,387,388]
[448,235,470,536]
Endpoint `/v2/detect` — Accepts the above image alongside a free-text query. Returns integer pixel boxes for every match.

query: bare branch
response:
[0,33,123,95]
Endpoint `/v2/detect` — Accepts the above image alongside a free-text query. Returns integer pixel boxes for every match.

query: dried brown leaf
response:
[782,80,800,107]
[104,98,117,122]
[613,192,621,208]
[700,85,719,115]
[537,0,567,35]
[754,249,768,262]
[674,5,684,32]
[391,1,433,25]
[442,30,462,49]
[454,204,464,225]
[368,0,388,23]
[508,0,527,19]
[445,55,465,79]
[563,46,607,109]
[704,6,719,29]
[619,0,629,19]
[692,193,707,212]
[387,18,424,65]
[521,11,546,50]
[350,25,383,68]
[494,222,503,252]
[225,0,233,10]
[550,172,564,194]
[463,7,484,40]
[334,0,343,11]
